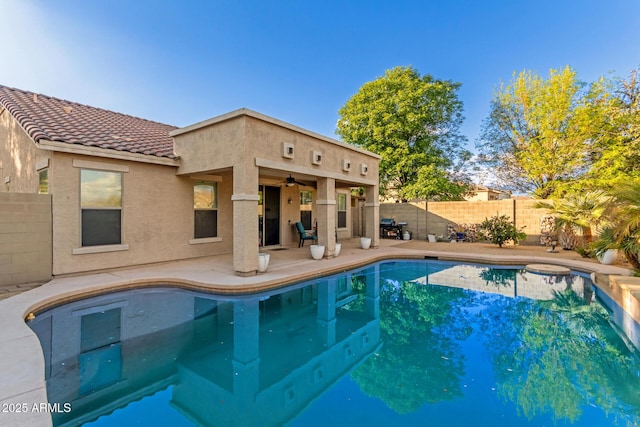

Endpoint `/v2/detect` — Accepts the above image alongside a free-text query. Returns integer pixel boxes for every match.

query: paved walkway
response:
[0,238,633,426]
[0,282,45,301]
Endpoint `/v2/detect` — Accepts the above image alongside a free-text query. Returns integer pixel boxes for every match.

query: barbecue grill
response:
[380,218,406,239]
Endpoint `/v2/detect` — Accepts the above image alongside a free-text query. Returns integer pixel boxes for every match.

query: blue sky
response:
[1,0,639,153]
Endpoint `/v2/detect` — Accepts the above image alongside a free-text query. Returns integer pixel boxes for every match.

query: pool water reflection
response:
[29,261,640,426]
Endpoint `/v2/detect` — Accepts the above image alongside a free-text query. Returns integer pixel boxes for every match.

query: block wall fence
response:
[380,199,549,245]
[0,193,52,286]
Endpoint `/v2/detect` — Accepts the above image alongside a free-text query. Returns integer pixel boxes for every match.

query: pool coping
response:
[0,241,634,426]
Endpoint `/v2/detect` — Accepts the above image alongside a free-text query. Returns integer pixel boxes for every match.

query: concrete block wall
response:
[0,193,52,286]
[380,199,550,245]
[379,201,427,240]
[425,200,515,240]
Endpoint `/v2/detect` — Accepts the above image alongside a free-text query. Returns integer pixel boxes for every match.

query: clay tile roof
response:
[0,85,178,159]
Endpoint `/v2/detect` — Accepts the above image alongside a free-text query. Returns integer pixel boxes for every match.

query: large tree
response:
[476,66,609,198]
[579,68,640,191]
[337,66,470,201]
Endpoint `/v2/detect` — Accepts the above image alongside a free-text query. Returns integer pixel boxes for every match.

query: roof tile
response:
[0,85,178,159]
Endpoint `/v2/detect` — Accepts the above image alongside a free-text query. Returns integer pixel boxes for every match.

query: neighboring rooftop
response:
[0,85,178,159]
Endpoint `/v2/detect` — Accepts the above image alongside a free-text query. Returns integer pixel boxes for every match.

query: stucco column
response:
[365,264,380,320]
[316,278,337,346]
[364,184,380,249]
[232,300,260,404]
[316,177,336,257]
[232,163,259,276]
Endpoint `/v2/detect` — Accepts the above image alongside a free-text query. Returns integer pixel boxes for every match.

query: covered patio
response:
[171,109,381,276]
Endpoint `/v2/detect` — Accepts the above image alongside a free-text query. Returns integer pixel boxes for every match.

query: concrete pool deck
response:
[0,238,635,426]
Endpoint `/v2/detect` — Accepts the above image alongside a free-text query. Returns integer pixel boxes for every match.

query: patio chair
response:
[295,222,317,247]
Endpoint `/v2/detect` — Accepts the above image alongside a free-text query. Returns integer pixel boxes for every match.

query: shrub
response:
[479,215,527,248]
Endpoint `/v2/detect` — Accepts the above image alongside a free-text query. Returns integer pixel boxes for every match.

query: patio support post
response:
[364,184,380,249]
[232,300,260,410]
[232,163,260,276]
[316,177,336,257]
[316,278,337,346]
[365,263,380,320]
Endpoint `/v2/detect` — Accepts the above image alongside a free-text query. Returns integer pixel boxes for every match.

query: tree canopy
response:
[476,66,610,198]
[578,69,640,191]
[337,66,471,201]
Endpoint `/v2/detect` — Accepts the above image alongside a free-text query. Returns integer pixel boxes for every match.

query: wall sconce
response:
[288,197,293,204]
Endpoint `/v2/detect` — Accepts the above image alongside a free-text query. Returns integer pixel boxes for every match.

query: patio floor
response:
[0,238,634,426]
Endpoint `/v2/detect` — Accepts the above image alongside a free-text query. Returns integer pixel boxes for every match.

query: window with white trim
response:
[337,193,347,228]
[81,169,122,246]
[194,182,218,238]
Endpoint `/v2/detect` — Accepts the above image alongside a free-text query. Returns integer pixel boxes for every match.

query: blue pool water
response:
[29,260,640,426]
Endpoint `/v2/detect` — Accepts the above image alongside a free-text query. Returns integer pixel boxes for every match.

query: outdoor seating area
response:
[295,221,317,247]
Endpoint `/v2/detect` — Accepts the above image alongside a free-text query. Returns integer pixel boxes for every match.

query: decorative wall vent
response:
[282,142,295,159]
[312,151,323,165]
[342,159,351,172]
[360,163,368,175]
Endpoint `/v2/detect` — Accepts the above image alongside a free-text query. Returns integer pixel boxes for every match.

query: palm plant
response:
[591,226,640,269]
[535,190,611,249]
[592,182,640,270]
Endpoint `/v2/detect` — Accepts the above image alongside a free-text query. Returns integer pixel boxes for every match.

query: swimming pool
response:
[28,260,640,426]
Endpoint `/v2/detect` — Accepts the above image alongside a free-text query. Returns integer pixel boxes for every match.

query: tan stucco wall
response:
[173,111,379,269]
[51,153,233,275]
[0,193,52,285]
[174,114,379,187]
[0,109,50,193]
[2,108,377,276]
[244,116,379,185]
[173,116,245,175]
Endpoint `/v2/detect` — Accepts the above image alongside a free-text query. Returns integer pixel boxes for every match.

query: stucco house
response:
[0,85,380,277]
[464,184,511,201]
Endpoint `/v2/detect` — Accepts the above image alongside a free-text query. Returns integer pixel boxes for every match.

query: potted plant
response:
[590,183,640,270]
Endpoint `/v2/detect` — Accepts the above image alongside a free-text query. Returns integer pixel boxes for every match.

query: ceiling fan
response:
[282,174,314,188]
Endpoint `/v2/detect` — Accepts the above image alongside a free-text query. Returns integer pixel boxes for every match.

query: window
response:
[38,169,48,194]
[300,191,313,230]
[337,193,347,228]
[194,182,218,238]
[81,170,122,246]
